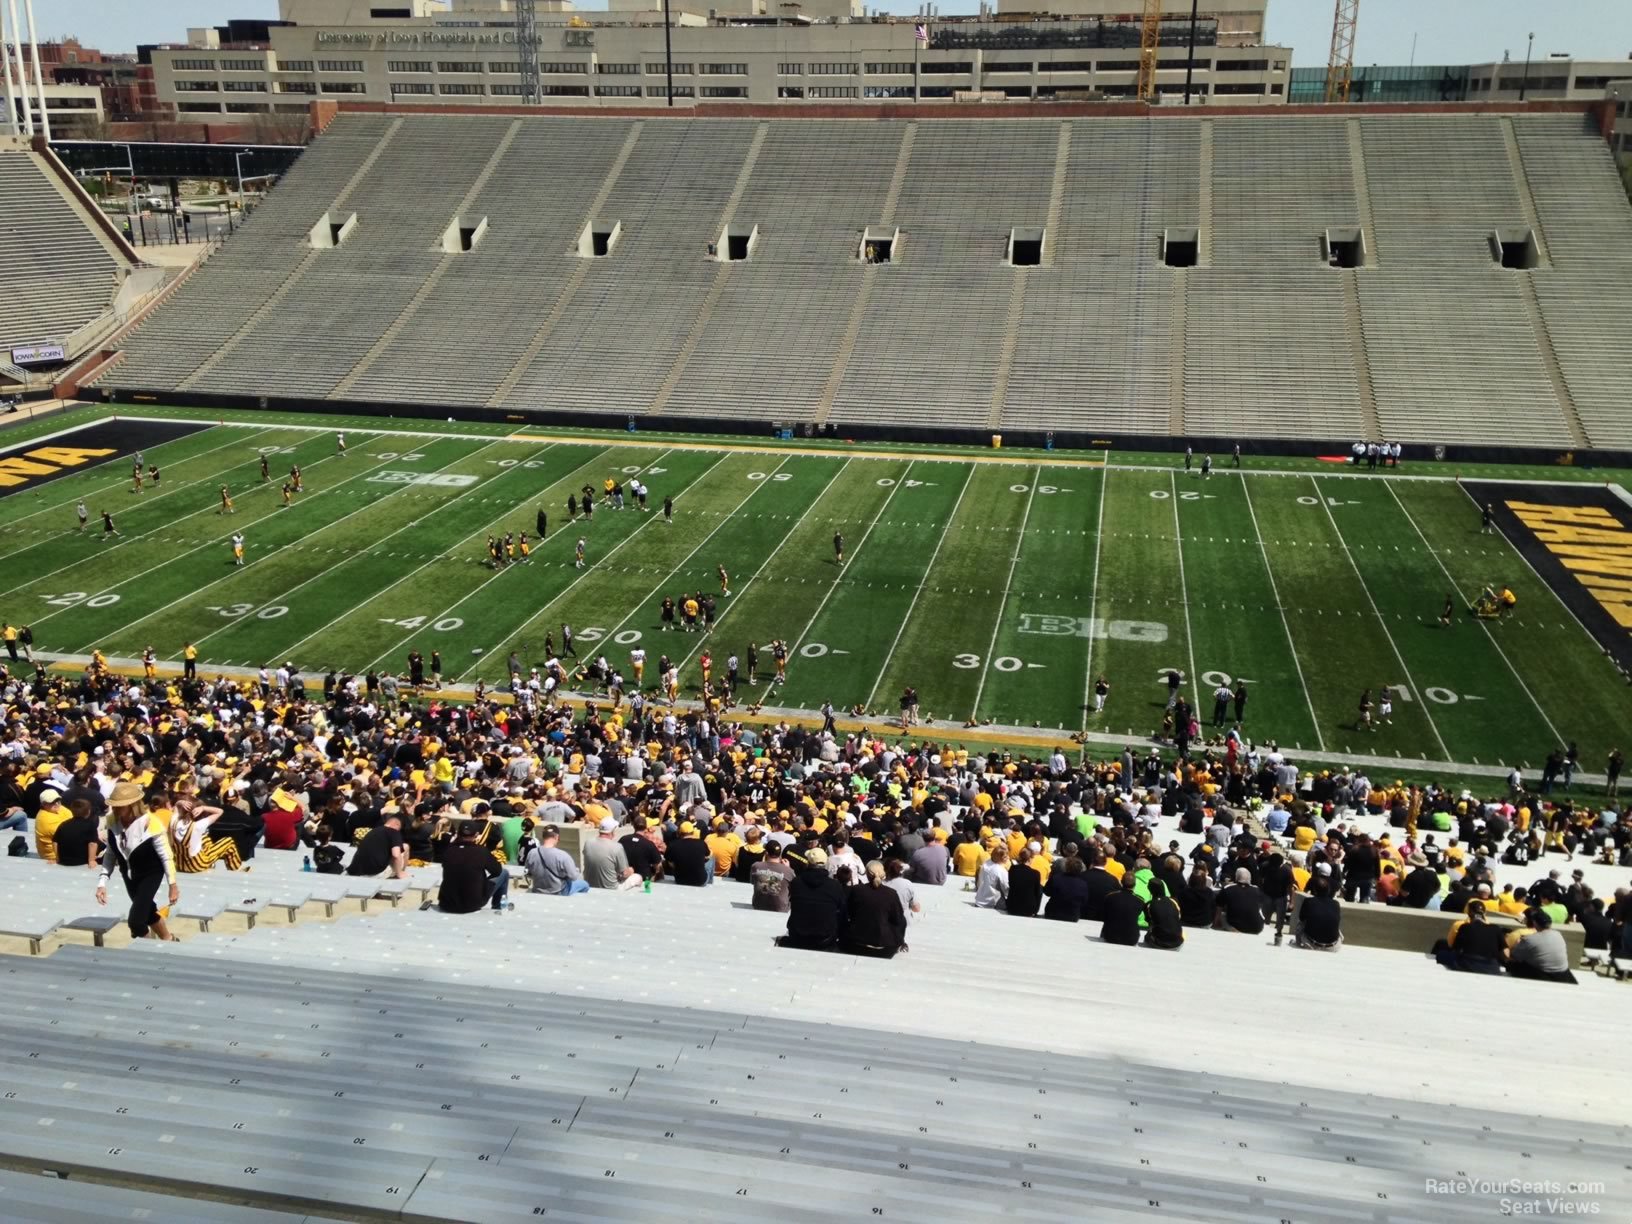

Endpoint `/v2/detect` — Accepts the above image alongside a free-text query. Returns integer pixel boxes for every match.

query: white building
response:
[1,81,106,134]
[148,0,1292,119]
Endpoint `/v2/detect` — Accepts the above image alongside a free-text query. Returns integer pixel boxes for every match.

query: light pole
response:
[118,140,135,217]
[662,0,674,108]
[234,148,251,212]
[1519,31,1533,101]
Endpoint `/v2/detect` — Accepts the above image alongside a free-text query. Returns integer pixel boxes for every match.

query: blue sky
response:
[36,1,1632,67]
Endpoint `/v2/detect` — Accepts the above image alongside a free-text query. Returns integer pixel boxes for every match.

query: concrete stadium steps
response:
[1183,268,1365,441]
[3,888,1628,1223]
[1360,115,1526,268]
[1512,113,1632,269]
[0,149,123,349]
[1359,270,1572,446]
[1210,116,1360,267]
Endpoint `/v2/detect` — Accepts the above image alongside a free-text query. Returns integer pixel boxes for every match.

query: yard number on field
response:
[954,654,1043,672]
[41,591,120,609]
[376,615,465,632]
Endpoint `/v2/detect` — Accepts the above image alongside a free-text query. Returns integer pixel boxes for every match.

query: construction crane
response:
[1325,0,1359,103]
[1136,0,1163,102]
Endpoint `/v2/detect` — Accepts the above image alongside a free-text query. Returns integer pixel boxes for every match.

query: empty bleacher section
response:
[1211,116,1359,267]
[1184,269,1365,441]
[106,116,398,390]
[1513,114,1632,450]
[829,121,1056,430]
[1002,121,1196,436]
[187,117,511,400]
[0,146,126,352]
[662,122,903,422]
[1361,271,1571,446]
[347,118,638,407]
[97,109,1632,452]
[1361,115,1527,268]
[499,120,762,417]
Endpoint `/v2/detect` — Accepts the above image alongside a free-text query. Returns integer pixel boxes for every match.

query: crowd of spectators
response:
[2,661,1630,979]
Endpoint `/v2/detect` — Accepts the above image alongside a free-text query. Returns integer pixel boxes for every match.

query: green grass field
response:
[2,408,1627,777]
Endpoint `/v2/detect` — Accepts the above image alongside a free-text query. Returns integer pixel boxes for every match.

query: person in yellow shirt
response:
[1,622,16,663]
[1005,826,1027,862]
[952,837,989,877]
[706,820,743,877]
[1498,887,1529,917]
[431,755,455,794]
[1102,856,1126,881]
[33,788,69,862]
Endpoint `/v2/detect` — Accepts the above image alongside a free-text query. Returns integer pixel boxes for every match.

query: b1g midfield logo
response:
[1017,614,1168,642]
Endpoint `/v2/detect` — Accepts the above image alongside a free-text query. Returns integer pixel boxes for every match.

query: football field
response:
[1,410,1628,775]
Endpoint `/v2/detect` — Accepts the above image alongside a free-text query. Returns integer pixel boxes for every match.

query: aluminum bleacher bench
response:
[60,915,122,948]
[0,1168,352,1224]
[266,889,311,923]
[0,917,61,955]
[173,898,226,933]
[226,897,269,929]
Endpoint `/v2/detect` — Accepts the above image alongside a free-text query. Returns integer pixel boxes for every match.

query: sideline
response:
[27,650,1604,787]
[101,411,1632,492]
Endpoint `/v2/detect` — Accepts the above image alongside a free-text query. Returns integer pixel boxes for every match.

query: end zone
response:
[0,418,211,498]
[1466,480,1632,674]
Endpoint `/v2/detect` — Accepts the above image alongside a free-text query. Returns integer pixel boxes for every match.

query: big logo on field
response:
[1469,481,1632,674]
[0,418,209,497]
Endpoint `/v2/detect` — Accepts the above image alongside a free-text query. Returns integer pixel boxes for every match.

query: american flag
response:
[914,22,928,44]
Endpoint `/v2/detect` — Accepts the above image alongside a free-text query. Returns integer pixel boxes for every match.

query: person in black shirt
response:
[1434,900,1504,973]
[1043,858,1090,922]
[311,824,347,874]
[438,822,509,913]
[1006,850,1043,918]
[347,814,406,878]
[1215,869,1266,934]
[842,861,907,958]
[51,800,102,870]
[1082,857,1121,921]
[1293,877,1343,950]
[1393,854,1441,908]
[665,822,711,886]
[621,818,663,881]
[1143,880,1184,949]
[1100,874,1145,946]
[780,848,848,951]
[1177,866,1217,927]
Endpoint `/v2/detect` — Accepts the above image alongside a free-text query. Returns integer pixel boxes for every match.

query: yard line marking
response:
[1240,474,1325,751]
[672,458,852,679]
[1387,481,1562,744]
[0,425,278,546]
[1311,474,1451,760]
[863,463,975,714]
[1453,479,1626,677]
[17,440,398,621]
[528,450,763,682]
[463,449,743,684]
[65,445,429,651]
[189,438,536,656]
[753,458,911,708]
[971,466,1038,722]
[1168,470,1200,711]
[1078,457,1109,736]
[0,426,285,574]
[268,441,576,668]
